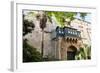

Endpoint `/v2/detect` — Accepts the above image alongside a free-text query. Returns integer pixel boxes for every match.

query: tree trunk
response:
[41,29,44,58]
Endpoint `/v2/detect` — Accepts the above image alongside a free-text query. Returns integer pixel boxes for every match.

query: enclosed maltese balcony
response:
[56,26,81,38]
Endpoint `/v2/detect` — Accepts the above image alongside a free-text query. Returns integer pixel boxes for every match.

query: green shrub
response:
[23,39,42,62]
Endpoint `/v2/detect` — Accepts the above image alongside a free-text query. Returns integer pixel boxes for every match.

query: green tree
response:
[84,44,91,59]
[23,13,42,62]
[75,47,86,60]
[23,14,35,36]
[87,46,91,59]
[23,39,42,62]
[80,13,87,20]
[46,11,77,27]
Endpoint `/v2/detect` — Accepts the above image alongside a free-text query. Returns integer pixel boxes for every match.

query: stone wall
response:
[24,14,57,58]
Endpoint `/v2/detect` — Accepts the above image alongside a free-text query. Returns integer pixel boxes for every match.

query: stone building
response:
[23,11,91,60]
[70,18,91,46]
[52,27,82,60]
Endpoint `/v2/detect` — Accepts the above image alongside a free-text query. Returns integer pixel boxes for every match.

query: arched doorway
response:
[67,46,77,60]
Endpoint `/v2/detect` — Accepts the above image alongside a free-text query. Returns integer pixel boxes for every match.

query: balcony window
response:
[59,30,61,33]
[68,31,70,34]
[73,31,75,35]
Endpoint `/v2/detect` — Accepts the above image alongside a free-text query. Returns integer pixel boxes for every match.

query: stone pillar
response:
[56,37,62,60]
[54,40,57,59]
[60,39,67,60]
[63,47,67,60]
[61,47,67,60]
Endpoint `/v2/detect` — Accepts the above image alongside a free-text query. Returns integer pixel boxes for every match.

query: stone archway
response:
[67,45,77,60]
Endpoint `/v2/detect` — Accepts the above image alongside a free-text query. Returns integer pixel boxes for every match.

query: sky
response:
[75,13,91,22]
[85,13,91,22]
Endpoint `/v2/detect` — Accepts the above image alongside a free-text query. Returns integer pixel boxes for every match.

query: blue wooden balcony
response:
[56,26,81,38]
